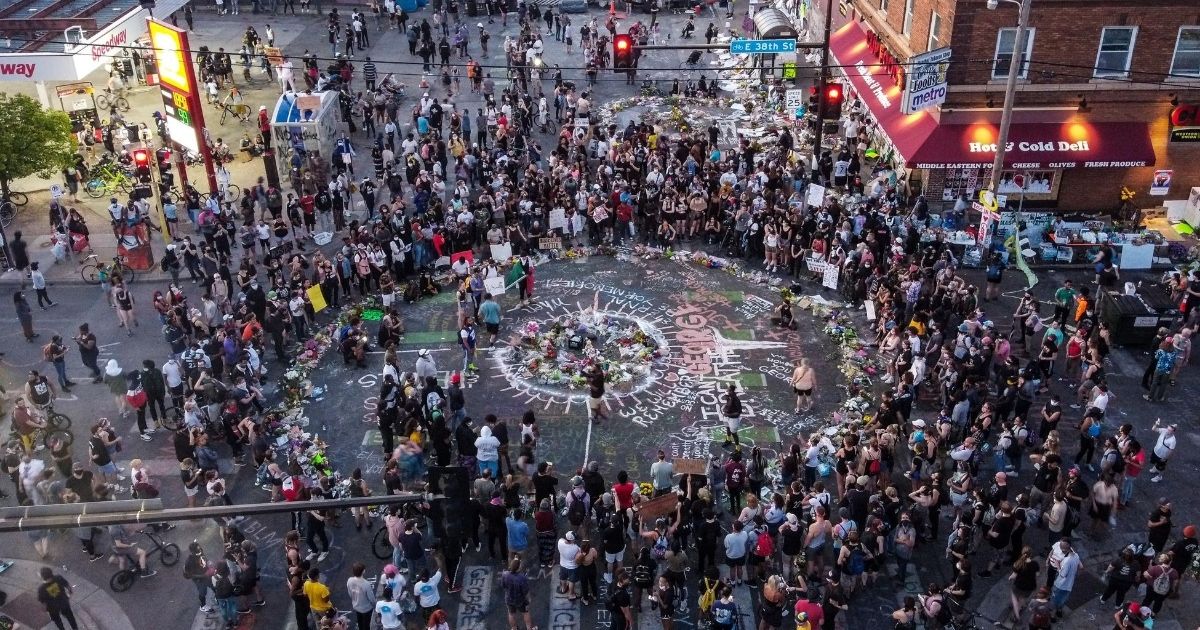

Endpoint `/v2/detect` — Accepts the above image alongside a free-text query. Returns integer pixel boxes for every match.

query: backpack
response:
[1087,419,1102,438]
[698,578,718,614]
[1030,604,1052,628]
[566,491,588,526]
[847,546,866,575]
[1151,568,1172,595]
[753,531,774,558]
[42,343,54,362]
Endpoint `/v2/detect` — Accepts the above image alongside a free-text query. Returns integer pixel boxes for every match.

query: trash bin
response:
[1097,287,1179,347]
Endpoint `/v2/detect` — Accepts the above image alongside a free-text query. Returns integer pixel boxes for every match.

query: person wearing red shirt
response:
[612,470,635,512]
[794,592,824,629]
[615,202,633,245]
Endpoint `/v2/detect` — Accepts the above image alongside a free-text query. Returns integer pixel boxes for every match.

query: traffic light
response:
[154,147,174,189]
[613,34,634,72]
[821,83,845,119]
[133,149,151,181]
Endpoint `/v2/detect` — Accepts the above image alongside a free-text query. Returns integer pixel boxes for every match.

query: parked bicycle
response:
[79,253,137,285]
[96,88,131,112]
[110,529,180,592]
[84,163,134,198]
[161,183,241,206]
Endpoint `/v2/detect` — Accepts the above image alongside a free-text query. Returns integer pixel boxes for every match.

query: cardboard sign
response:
[483,276,506,296]
[538,237,562,250]
[306,285,327,313]
[489,243,512,261]
[674,458,707,476]
[806,183,826,208]
[638,493,679,521]
[548,208,567,230]
[265,46,284,66]
[822,264,839,290]
[592,207,609,224]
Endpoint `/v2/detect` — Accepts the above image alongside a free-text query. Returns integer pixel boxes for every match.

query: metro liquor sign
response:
[902,47,951,115]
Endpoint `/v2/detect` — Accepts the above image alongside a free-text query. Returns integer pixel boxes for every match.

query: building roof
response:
[0,0,140,53]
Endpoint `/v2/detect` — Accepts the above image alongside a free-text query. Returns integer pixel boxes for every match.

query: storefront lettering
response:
[854,61,892,108]
[864,29,906,88]
[1084,161,1147,168]
[91,29,127,62]
[1047,162,1076,168]
[968,141,1091,153]
[0,63,36,78]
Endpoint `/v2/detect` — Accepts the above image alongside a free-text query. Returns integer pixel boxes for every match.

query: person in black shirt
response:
[532,462,559,510]
[1147,499,1173,553]
[37,567,78,630]
[608,569,633,630]
[65,463,96,502]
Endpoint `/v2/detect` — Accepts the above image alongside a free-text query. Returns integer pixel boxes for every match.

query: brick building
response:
[824,0,1200,213]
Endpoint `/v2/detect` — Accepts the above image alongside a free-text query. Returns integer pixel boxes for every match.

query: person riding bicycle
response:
[11,398,47,456]
[108,524,157,578]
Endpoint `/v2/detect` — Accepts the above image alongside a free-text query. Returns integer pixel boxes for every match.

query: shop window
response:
[993,28,1035,80]
[928,13,942,51]
[1170,27,1200,77]
[1094,27,1137,78]
[902,0,914,35]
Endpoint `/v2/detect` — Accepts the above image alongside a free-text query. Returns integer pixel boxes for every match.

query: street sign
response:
[785,89,805,110]
[730,39,797,54]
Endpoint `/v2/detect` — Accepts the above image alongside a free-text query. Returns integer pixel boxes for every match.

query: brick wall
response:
[946,0,1200,94]
[850,0,958,58]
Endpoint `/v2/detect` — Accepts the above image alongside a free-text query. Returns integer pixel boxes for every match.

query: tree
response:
[0,93,74,200]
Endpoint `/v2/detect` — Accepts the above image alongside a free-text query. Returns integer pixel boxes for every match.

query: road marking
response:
[582,415,594,470]
[549,582,582,629]
[456,566,494,629]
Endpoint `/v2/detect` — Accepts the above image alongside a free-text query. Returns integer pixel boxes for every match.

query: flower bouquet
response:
[637,482,654,498]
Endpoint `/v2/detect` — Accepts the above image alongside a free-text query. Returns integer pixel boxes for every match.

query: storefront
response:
[828,19,1165,214]
[0,0,188,104]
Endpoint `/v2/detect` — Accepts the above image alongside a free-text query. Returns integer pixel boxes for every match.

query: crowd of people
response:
[4,1,1200,630]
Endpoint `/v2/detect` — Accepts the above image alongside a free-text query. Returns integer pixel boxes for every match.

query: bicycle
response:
[0,201,12,229]
[96,89,131,112]
[79,253,137,285]
[161,183,241,206]
[84,168,133,199]
[37,402,73,448]
[220,100,253,124]
[110,529,180,592]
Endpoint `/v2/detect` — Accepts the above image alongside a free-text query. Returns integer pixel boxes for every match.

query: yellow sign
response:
[307,285,327,313]
[148,19,191,96]
[978,189,999,213]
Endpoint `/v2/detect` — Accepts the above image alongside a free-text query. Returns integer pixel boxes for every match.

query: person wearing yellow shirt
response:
[304,566,332,624]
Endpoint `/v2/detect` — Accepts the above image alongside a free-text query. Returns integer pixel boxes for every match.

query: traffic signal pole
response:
[815,0,835,126]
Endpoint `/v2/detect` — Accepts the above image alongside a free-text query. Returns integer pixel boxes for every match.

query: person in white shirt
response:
[557,531,580,599]
[1149,420,1177,483]
[375,586,404,630]
[413,561,443,613]
[1050,539,1080,613]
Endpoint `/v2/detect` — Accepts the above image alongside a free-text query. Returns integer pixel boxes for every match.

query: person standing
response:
[46,335,72,391]
[74,323,102,383]
[112,281,137,335]
[1049,539,1079,620]
[502,557,533,630]
[608,569,633,630]
[30,262,56,308]
[14,291,37,341]
[720,383,743,448]
[587,363,608,422]
[791,358,815,413]
[346,562,376,630]
[1148,420,1176,483]
[478,292,502,346]
[37,567,79,630]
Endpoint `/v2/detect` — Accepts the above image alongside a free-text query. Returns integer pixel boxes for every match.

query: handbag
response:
[126,388,148,409]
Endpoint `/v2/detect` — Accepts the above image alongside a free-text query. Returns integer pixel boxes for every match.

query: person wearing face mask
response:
[245,279,267,322]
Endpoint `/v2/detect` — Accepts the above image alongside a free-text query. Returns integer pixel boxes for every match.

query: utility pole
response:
[987,0,1033,192]
[815,0,835,127]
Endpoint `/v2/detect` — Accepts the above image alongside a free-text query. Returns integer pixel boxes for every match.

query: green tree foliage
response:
[0,93,74,197]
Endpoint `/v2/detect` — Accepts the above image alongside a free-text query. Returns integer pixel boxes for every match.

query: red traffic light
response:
[133,149,150,165]
[615,35,631,51]
[826,86,841,99]
[613,34,634,71]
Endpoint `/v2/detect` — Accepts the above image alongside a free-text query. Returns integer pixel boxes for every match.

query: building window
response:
[928,13,942,51]
[1094,27,1137,78]
[881,0,889,11]
[1171,27,1200,77]
[902,0,914,35]
[993,27,1035,80]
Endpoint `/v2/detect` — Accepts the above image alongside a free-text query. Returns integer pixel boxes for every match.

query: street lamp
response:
[986,0,1033,192]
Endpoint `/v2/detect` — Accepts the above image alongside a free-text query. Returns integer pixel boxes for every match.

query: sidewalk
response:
[0,559,134,630]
